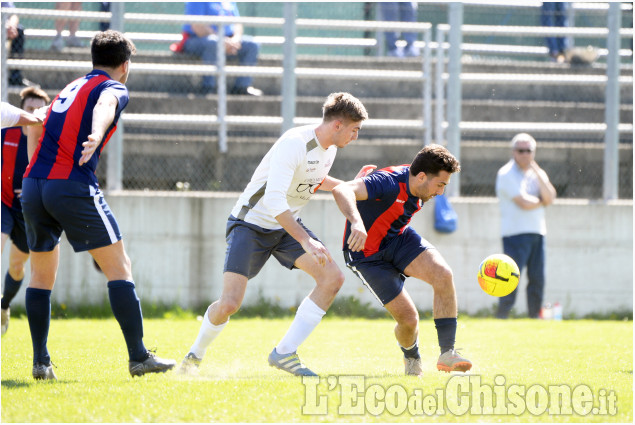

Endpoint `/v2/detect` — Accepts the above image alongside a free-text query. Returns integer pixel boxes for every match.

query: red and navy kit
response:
[24,70,128,187]
[1,127,28,210]
[343,165,422,259]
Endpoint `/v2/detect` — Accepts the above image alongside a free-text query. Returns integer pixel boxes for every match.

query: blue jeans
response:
[541,2,569,56]
[497,233,546,318]
[380,2,417,51]
[183,34,259,89]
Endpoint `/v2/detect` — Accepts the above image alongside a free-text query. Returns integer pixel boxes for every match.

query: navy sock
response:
[2,272,23,309]
[434,317,457,354]
[108,280,147,362]
[400,342,421,359]
[25,288,51,365]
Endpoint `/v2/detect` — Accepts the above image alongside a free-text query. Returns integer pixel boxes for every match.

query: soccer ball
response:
[477,254,520,297]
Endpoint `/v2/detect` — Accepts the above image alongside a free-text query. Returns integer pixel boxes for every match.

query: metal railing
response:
[435,3,633,199]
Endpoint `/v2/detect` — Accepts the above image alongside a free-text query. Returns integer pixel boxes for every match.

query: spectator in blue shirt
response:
[181,2,262,96]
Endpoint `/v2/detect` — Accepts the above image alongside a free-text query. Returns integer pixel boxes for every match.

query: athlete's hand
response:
[355,164,377,179]
[347,220,367,252]
[79,133,101,166]
[302,238,333,267]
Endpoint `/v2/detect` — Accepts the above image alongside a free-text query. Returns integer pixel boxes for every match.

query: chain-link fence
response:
[3,2,633,199]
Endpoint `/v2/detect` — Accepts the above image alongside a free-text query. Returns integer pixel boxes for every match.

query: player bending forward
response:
[332,144,472,376]
[179,92,368,376]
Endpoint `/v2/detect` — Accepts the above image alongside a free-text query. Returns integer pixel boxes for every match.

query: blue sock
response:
[434,317,457,354]
[2,272,23,309]
[108,280,147,362]
[400,341,421,359]
[25,288,51,365]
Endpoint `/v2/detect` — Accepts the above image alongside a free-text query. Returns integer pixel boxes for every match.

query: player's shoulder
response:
[277,125,316,149]
[497,160,515,176]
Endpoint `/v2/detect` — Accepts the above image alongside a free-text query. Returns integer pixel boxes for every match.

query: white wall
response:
[2,192,632,317]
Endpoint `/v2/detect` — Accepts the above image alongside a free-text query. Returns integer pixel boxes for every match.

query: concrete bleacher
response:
[5,1,633,199]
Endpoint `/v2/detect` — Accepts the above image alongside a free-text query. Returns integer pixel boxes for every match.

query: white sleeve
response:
[1,102,22,128]
[262,136,304,218]
[496,170,520,200]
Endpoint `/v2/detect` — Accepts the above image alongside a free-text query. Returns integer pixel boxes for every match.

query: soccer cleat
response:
[268,348,317,376]
[177,352,202,375]
[437,349,472,373]
[32,362,57,380]
[404,356,423,376]
[128,351,177,377]
[1,308,9,335]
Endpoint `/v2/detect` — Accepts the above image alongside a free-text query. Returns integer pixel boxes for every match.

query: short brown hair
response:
[91,30,136,69]
[19,86,50,108]
[410,144,461,176]
[322,92,368,123]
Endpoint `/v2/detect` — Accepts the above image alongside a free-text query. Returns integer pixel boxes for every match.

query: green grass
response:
[1,317,632,422]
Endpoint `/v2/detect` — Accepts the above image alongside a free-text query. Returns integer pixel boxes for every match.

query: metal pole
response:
[603,2,621,201]
[281,2,297,134]
[106,2,125,191]
[446,3,463,197]
[423,27,431,146]
[435,26,445,146]
[217,23,227,153]
[2,11,9,102]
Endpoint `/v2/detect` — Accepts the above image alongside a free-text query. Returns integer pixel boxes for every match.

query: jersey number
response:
[51,77,90,114]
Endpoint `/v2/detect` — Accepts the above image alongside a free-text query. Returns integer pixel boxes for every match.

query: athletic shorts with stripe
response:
[21,178,122,252]
[223,215,321,279]
[344,226,433,306]
[1,202,29,254]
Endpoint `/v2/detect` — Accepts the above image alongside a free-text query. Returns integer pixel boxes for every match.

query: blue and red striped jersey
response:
[1,127,28,210]
[24,70,129,186]
[343,165,423,258]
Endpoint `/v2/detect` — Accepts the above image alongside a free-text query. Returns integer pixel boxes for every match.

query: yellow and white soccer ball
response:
[477,254,520,297]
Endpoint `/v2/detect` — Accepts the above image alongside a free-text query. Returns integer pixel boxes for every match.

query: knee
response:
[399,311,420,333]
[8,258,26,279]
[431,266,455,294]
[218,297,241,318]
[321,268,345,294]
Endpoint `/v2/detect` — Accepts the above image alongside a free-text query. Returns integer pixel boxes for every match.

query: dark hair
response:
[19,86,50,108]
[91,30,136,68]
[322,92,368,123]
[410,144,461,176]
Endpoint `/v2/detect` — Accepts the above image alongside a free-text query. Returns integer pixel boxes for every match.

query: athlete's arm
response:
[1,102,42,128]
[27,125,44,162]
[316,175,344,192]
[79,92,118,166]
[332,179,369,252]
[275,210,332,267]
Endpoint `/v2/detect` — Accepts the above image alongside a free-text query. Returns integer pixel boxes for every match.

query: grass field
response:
[1,316,632,422]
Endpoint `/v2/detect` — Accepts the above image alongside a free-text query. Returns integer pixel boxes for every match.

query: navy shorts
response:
[223,215,320,279]
[1,202,29,254]
[21,178,122,252]
[344,226,432,306]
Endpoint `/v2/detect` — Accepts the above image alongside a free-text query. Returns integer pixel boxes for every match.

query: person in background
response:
[380,2,420,57]
[179,1,262,96]
[2,1,32,86]
[495,133,557,319]
[541,2,570,63]
[1,87,50,336]
[51,2,84,52]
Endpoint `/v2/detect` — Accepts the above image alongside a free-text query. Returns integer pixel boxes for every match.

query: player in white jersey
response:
[179,93,368,376]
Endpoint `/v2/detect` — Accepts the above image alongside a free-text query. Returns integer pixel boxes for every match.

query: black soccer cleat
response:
[129,352,176,377]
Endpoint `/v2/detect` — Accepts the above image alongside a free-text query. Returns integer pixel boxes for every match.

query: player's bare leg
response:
[268,252,344,376]
[384,289,423,376]
[179,272,247,374]
[91,241,176,376]
[404,249,471,373]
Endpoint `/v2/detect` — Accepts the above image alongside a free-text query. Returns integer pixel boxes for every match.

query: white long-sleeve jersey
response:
[230,125,337,229]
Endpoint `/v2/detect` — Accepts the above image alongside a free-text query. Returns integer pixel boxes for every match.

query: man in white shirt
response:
[1,101,43,128]
[179,92,368,376]
[495,133,557,318]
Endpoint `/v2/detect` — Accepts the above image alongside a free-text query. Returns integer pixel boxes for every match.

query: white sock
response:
[189,312,228,359]
[276,297,326,355]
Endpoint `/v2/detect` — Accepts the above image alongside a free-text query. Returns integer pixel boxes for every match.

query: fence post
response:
[603,2,621,201]
[217,23,227,154]
[435,25,446,146]
[106,2,125,192]
[281,2,297,134]
[423,27,431,146]
[1,12,7,103]
[446,3,463,197]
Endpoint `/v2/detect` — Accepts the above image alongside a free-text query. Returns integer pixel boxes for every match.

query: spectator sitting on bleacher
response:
[174,1,262,96]
[541,2,569,63]
[51,2,84,51]
[2,1,33,86]
[380,2,420,57]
